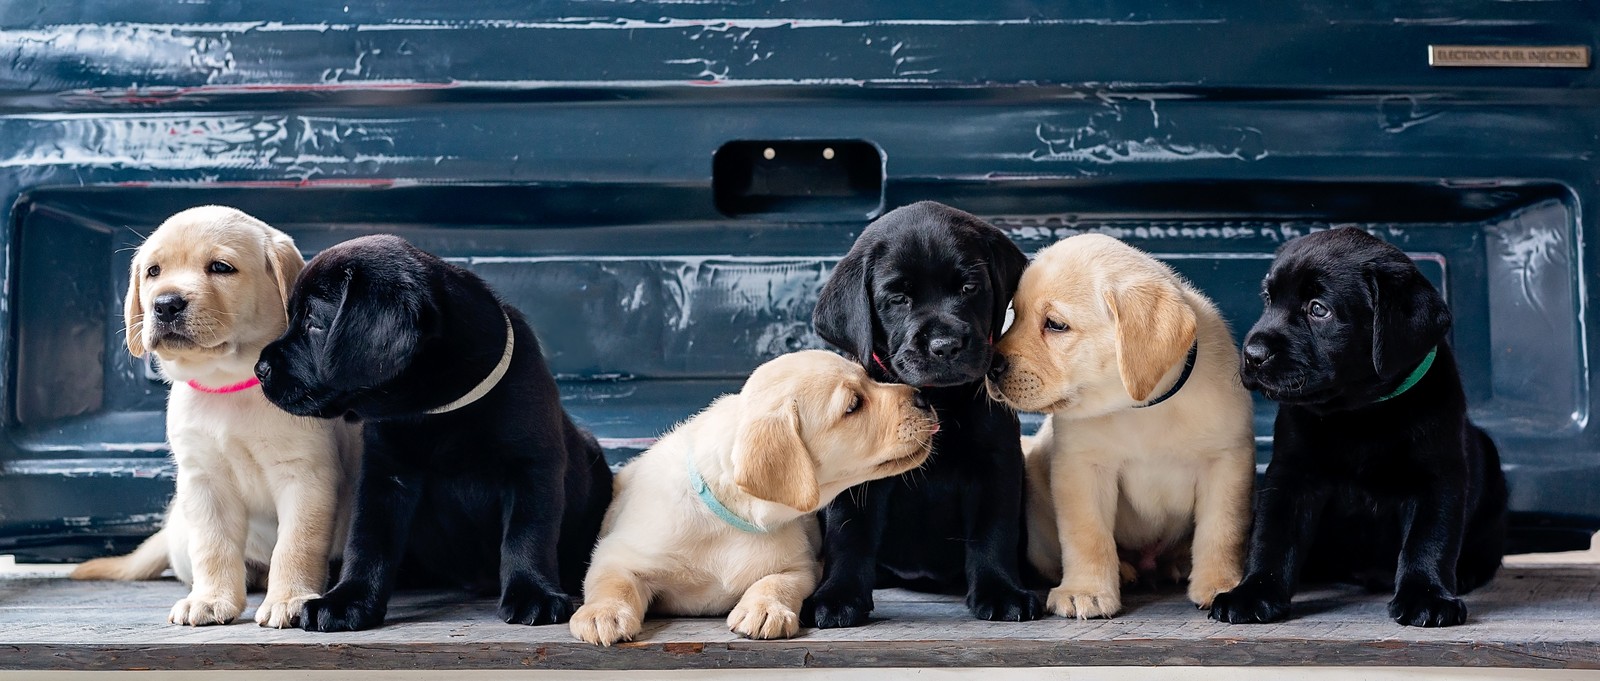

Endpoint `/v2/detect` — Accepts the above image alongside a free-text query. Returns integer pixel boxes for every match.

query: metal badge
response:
[1429,45,1590,68]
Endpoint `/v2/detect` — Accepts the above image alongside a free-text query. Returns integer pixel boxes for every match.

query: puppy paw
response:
[728,598,801,640]
[1208,579,1290,624]
[169,593,244,626]
[1389,585,1467,628]
[801,589,873,629]
[1187,570,1243,610]
[967,583,1045,622]
[255,592,317,629]
[569,600,642,646]
[1046,583,1121,619]
[499,582,576,626]
[301,588,386,633]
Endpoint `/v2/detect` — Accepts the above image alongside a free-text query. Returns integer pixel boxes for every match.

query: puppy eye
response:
[961,283,978,295]
[1044,318,1069,333]
[844,393,862,415]
[145,265,161,278]
[1307,300,1331,319]
[888,293,911,306]
[208,261,236,275]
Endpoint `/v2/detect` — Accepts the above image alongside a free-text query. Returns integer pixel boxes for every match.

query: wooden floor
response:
[1,564,1596,671]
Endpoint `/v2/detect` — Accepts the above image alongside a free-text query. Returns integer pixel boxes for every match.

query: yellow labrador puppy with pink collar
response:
[570,350,936,645]
[988,234,1254,619]
[72,206,359,628]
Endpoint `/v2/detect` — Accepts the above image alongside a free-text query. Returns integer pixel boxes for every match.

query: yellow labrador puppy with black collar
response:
[569,350,937,645]
[71,206,359,628]
[988,233,1253,619]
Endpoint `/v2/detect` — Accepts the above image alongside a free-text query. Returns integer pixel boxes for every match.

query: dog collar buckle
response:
[1134,341,1198,409]
[686,449,767,534]
[427,312,516,415]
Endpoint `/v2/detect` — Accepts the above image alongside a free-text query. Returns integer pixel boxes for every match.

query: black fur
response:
[255,234,612,632]
[804,201,1043,627]
[1210,227,1507,628]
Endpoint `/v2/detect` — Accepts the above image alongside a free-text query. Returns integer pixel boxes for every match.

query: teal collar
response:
[687,449,767,534]
[1374,346,1437,403]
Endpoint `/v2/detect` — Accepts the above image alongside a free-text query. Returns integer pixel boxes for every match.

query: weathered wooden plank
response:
[1,566,1597,671]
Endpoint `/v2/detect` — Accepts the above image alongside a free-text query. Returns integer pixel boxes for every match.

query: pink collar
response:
[186,377,261,394]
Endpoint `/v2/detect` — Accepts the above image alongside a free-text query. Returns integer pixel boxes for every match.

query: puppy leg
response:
[569,562,650,646]
[1048,455,1121,619]
[803,479,890,629]
[255,470,339,628]
[301,454,422,633]
[1187,452,1252,609]
[1209,464,1328,625]
[169,471,248,626]
[729,567,814,640]
[962,457,1044,622]
[499,467,576,626]
[1389,488,1469,627]
[1023,430,1063,582]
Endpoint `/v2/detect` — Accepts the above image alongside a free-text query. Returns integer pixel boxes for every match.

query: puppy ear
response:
[263,232,305,312]
[1103,280,1197,402]
[732,404,820,513]
[325,269,422,386]
[814,244,877,365]
[980,228,1028,335]
[123,255,147,358]
[1366,262,1451,378]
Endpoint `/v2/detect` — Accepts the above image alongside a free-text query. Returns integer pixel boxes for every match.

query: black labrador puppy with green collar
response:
[1210,227,1506,627]
[256,234,612,632]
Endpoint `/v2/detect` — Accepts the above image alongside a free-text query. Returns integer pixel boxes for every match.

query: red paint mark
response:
[663,642,705,654]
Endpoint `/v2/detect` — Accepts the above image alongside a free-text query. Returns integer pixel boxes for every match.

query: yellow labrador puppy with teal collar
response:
[569,350,937,645]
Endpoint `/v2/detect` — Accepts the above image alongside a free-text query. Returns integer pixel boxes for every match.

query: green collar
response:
[686,449,767,534]
[1373,346,1437,403]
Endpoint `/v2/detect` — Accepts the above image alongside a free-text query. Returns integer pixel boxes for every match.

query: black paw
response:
[1388,585,1467,627]
[499,582,575,626]
[1208,579,1291,624]
[301,587,387,633]
[966,583,1045,622]
[801,589,873,629]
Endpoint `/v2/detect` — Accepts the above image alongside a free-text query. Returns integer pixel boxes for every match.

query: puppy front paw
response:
[499,582,575,626]
[728,598,801,640]
[801,588,873,629]
[967,583,1044,622]
[301,587,386,632]
[1208,579,1290,624]
[169,593,244,626]
[255,592,317,629]
[1389,585,1467,628]
[1046,583,1121,619]
[1187,570,1243,610]
[569,600,643,646]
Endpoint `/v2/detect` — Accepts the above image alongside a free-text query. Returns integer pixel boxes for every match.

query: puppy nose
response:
[911,390,931,411]
[254,359,272,382]
[928,336,964,359]
[152,293,187,323]
[988,354,1009,380]
[1242,339,1273,368]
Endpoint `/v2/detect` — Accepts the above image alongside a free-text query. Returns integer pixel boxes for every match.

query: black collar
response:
[1134,341,1198,409]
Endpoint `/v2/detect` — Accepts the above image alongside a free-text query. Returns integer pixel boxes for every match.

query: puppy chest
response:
[1113,463,1199,546]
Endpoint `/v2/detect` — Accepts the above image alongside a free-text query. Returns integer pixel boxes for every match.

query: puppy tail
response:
[70,527,170,581]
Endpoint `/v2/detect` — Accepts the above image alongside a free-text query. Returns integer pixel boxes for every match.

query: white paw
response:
[1188,570,1242,609]
[569,600,642,646]
[1047,583,1122,619]
[727,598,800,640]
[255,592,317,629]
[170,594,243,626]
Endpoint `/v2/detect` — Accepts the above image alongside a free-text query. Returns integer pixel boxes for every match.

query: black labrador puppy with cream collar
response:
[804,201,1043,626]
[1210,227,1506,627]
[255,234,612,632]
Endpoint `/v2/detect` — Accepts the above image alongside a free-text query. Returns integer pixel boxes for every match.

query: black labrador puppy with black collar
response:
[1210,227,1506,627]
[255,234,613,632]
[804,201,1043,626]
